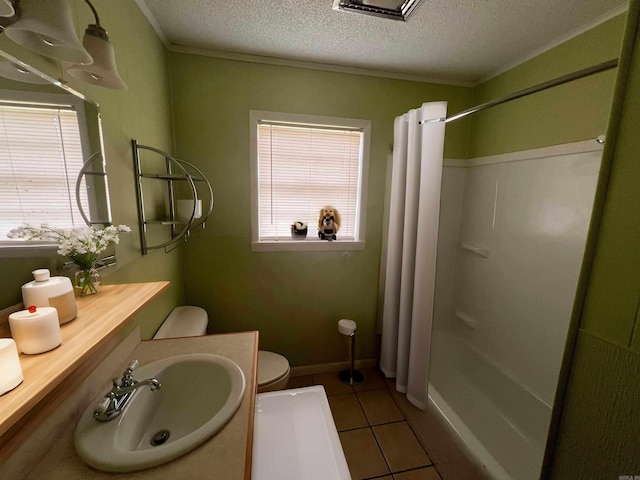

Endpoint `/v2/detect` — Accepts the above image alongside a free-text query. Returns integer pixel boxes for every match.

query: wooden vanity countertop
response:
[0,282,169,438]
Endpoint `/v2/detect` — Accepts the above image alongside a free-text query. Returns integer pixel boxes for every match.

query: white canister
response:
[22,269,77,324]
[9,306,62,354]
[0,339,23,395]
[177,199,202,224]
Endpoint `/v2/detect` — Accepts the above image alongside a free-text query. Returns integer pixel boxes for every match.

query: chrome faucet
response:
[93,360,161,422]
[110,377,161,396]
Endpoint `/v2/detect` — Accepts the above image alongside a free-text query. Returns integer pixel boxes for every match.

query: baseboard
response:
[290,358,378,377]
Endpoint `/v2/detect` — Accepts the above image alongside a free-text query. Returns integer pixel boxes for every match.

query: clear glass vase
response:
[74,268,102,296]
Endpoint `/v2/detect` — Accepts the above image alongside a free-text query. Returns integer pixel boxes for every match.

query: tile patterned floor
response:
[286,368,443,480]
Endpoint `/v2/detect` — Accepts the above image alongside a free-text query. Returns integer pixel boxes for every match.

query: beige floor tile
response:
[312,372,354,395]
[394,466,442,480]
[353,367,388,392]
[339,428,390,480]
[286,375,314,389]
[373,422,431,472]
[328,394,368,431]
[357,389,405,425]
[385,381,487,480]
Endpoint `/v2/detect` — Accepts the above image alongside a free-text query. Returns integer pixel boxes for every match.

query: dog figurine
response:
[318,206,340,241]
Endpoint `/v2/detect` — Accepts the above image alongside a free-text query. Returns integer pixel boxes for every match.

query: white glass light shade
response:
[67,29,127,90]
[0,0,15,17]
[0,59,49,84]
[0,338,23,396]
[4,0,92,65]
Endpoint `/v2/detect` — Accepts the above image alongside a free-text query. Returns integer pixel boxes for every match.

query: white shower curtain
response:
[380,101,447,410]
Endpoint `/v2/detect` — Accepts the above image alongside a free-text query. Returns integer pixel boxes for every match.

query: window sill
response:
[0,241,59,258]
[252,239,365,252]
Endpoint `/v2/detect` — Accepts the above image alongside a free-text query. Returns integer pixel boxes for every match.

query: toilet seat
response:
[153,306,291,393]
[153,306,208,339]
[258,351,290,392]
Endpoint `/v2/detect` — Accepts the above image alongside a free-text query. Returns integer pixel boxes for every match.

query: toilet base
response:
[339,369,363,386]
[257,372,290,393]
[257,350,290,393]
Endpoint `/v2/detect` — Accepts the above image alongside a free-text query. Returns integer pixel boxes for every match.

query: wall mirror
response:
[0,48,111,255]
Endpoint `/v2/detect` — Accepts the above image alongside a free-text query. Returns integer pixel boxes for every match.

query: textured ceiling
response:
[141,0,627,84]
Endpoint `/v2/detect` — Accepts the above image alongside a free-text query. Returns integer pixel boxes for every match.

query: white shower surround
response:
[430,139,602,479]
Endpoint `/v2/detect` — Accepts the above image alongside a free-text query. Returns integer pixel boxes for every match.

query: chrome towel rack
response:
[131,139,214,255]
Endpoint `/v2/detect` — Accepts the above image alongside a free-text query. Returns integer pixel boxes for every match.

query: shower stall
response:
[380,61,615,480]
[429,142,602,479]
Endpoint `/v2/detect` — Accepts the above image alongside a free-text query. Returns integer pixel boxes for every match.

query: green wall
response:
[469,15,625,158]
[169,53,472,366]
[167,11,626,370]
[0,0,182,338]
[548,1,640,476]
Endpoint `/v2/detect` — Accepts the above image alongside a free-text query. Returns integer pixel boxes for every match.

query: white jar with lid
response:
[9,306,62,354]
[0,339,23,395]
[21,269,77,325]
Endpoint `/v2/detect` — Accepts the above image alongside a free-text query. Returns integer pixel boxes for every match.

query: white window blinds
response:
[0,102,87,238]
[257,121,363,241]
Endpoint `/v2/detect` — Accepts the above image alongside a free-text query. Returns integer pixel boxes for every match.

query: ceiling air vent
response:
[331,0,423,21]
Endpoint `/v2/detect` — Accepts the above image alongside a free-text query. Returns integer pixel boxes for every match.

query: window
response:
[250,111,370,251]
[0,92,88,241]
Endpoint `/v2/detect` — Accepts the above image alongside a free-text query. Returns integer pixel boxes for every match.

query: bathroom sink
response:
[74,353,246,472]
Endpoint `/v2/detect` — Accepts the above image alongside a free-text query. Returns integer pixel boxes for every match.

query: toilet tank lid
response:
[153,306,208,339]
[258,351,290,385]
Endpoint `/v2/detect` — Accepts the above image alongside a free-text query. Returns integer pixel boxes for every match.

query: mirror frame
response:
[0,47,111,257]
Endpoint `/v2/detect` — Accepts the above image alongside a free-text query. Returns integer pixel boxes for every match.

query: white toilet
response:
[153,306,290,393]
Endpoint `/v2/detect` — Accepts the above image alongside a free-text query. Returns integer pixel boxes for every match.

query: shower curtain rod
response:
[420,58,619,125]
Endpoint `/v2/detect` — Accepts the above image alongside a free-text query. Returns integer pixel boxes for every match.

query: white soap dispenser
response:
[21,269,77,325]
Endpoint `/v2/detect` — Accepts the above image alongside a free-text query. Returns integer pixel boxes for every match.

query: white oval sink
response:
[75,353,246,472]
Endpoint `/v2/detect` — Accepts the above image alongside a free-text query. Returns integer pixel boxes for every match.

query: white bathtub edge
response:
[428,384,512,480]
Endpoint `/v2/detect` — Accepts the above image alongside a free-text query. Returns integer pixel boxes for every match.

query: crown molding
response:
[168,45,474,87]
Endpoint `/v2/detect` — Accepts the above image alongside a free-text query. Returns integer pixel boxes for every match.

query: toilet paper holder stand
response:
[338,319,363,386]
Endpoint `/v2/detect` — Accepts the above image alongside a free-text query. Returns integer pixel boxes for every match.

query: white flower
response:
[7,224,130,268]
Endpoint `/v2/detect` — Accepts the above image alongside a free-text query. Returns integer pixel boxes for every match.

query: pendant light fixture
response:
[3,0,92,64]
[0,0,16,18]
[0,0,18,32]
[66,0,127,90]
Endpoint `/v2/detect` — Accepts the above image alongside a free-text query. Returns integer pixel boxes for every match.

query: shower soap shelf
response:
[461,243,490,258]
[455,309,479,330]
[132,139,214,255]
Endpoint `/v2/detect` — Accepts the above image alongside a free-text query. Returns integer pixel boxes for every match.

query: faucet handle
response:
[117,360,140,388]
[122,360,139,378]
[93,397,112,419]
